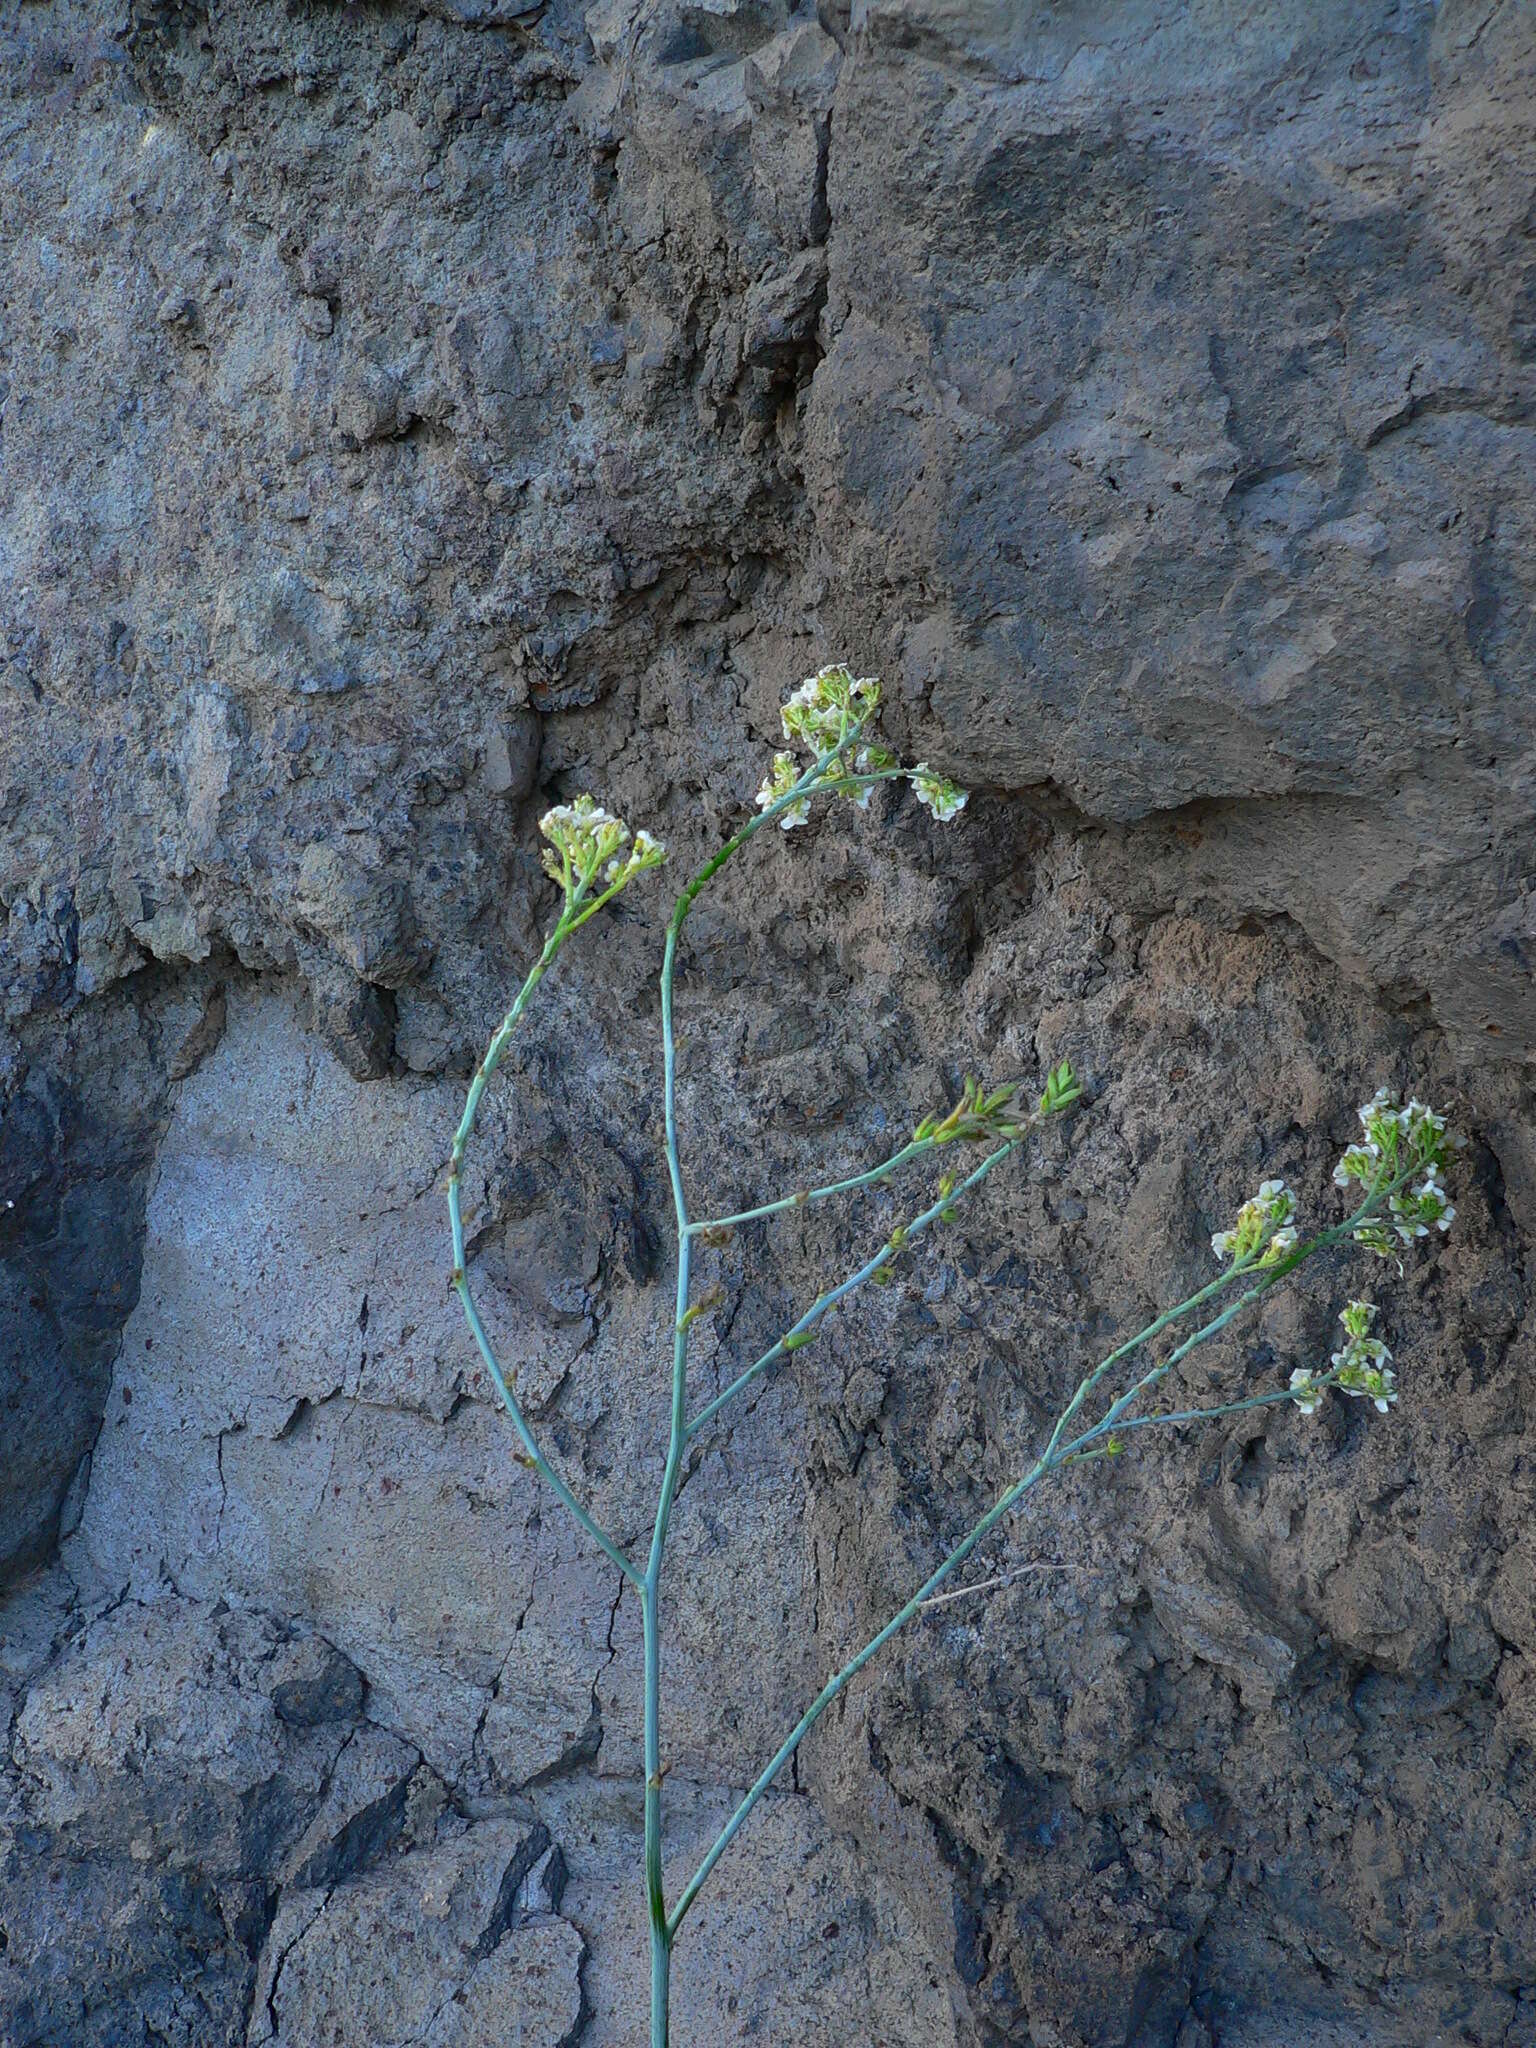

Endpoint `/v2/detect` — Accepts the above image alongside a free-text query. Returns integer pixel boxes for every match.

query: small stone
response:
[478,711,539,799]
[843,1365,888,1431]
[1446,1617,1502,1683]
[586,325,625,374]
[305,964,396,1081]
[271,1644,366,1727]
[299,239,344,297]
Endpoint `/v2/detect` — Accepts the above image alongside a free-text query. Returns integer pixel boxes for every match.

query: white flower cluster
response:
[756,752,811,832]
[539,794,667,902]
[1333,1088,1456,1252]
[607,828,665,886]
[755,663,971,831]
[908,765,969,823]
[1287,1367,1327,1418]
[1290,1300,1398,1418]
[1211,1179,1298,1267]
[779,665,883,752]
[1388,1175,1456,1240]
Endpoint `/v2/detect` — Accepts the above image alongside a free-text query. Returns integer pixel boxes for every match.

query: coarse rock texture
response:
[1,3,1534,2046]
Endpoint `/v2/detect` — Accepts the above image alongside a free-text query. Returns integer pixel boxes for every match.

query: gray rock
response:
[806,2,1536,1055]
[0,1280,91,1582]
[0,2,1533,2044]
[270,1640,368,1729]
[248,1824,584,2048]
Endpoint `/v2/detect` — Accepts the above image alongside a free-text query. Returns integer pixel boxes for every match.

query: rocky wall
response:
[1,3,1534,2045]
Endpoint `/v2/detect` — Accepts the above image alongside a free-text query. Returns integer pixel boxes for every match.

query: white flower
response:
[779,666,882,754]
[1352,1219,1402,1265]
[908,764,969,823]
[1331,1313,1398,1414]
[540,798,621,845]
[1389,1168,1455,1242]
[1357,1087,1395,1137]
[1333,1143,1377,1189]
[1353,1087,1454,1176]
[756,751,810,830]
[844,743,898,810]
[1419,1174,1455,1230]
[1289,1369,1325,1417]
[601,827,668,890]
[1336,1359,1398,1413]
[1212,1179,1297,1266]
[539,793,628,879]
[1331,1335,1392,1374]
[1338,1299,1379,1341]
[1402,1100,1448,1151]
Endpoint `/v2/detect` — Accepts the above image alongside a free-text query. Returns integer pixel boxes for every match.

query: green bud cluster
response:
[914,1076,1025,1147]
[910,1061,1080,1151]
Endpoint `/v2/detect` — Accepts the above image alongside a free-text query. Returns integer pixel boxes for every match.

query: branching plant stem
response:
[446,703,1455,2047]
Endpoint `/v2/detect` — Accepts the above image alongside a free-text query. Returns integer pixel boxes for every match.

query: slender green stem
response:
[667,1425,1055,1936]
[643,917,692,2048]
[641,1582,669,2045]
[667,1168,1414,1932]
[1033,1264,1236,1472]
[449,933,642,1587]
[685,1138,1022,1441]
[638,727,882,2041]
[1061,1376,1334,1452]
[690,1136,934,1235]
[649,1906,670,2048]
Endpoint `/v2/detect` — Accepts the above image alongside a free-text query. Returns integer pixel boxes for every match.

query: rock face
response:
[1,4,1533,2046]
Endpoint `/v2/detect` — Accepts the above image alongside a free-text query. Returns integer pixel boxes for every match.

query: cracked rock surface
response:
[2,3,1534,2045]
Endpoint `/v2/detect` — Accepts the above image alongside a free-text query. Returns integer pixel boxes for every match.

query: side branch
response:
[689,1135,934,1236]
[686,1137,1021,1440]
[668,1170,1417,1930]
[668,1425,1052,1936]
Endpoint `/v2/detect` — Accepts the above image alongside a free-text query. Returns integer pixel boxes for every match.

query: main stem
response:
[643,1581,669,2046]
[645,913,693,2048]
[640,742,855,2044]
